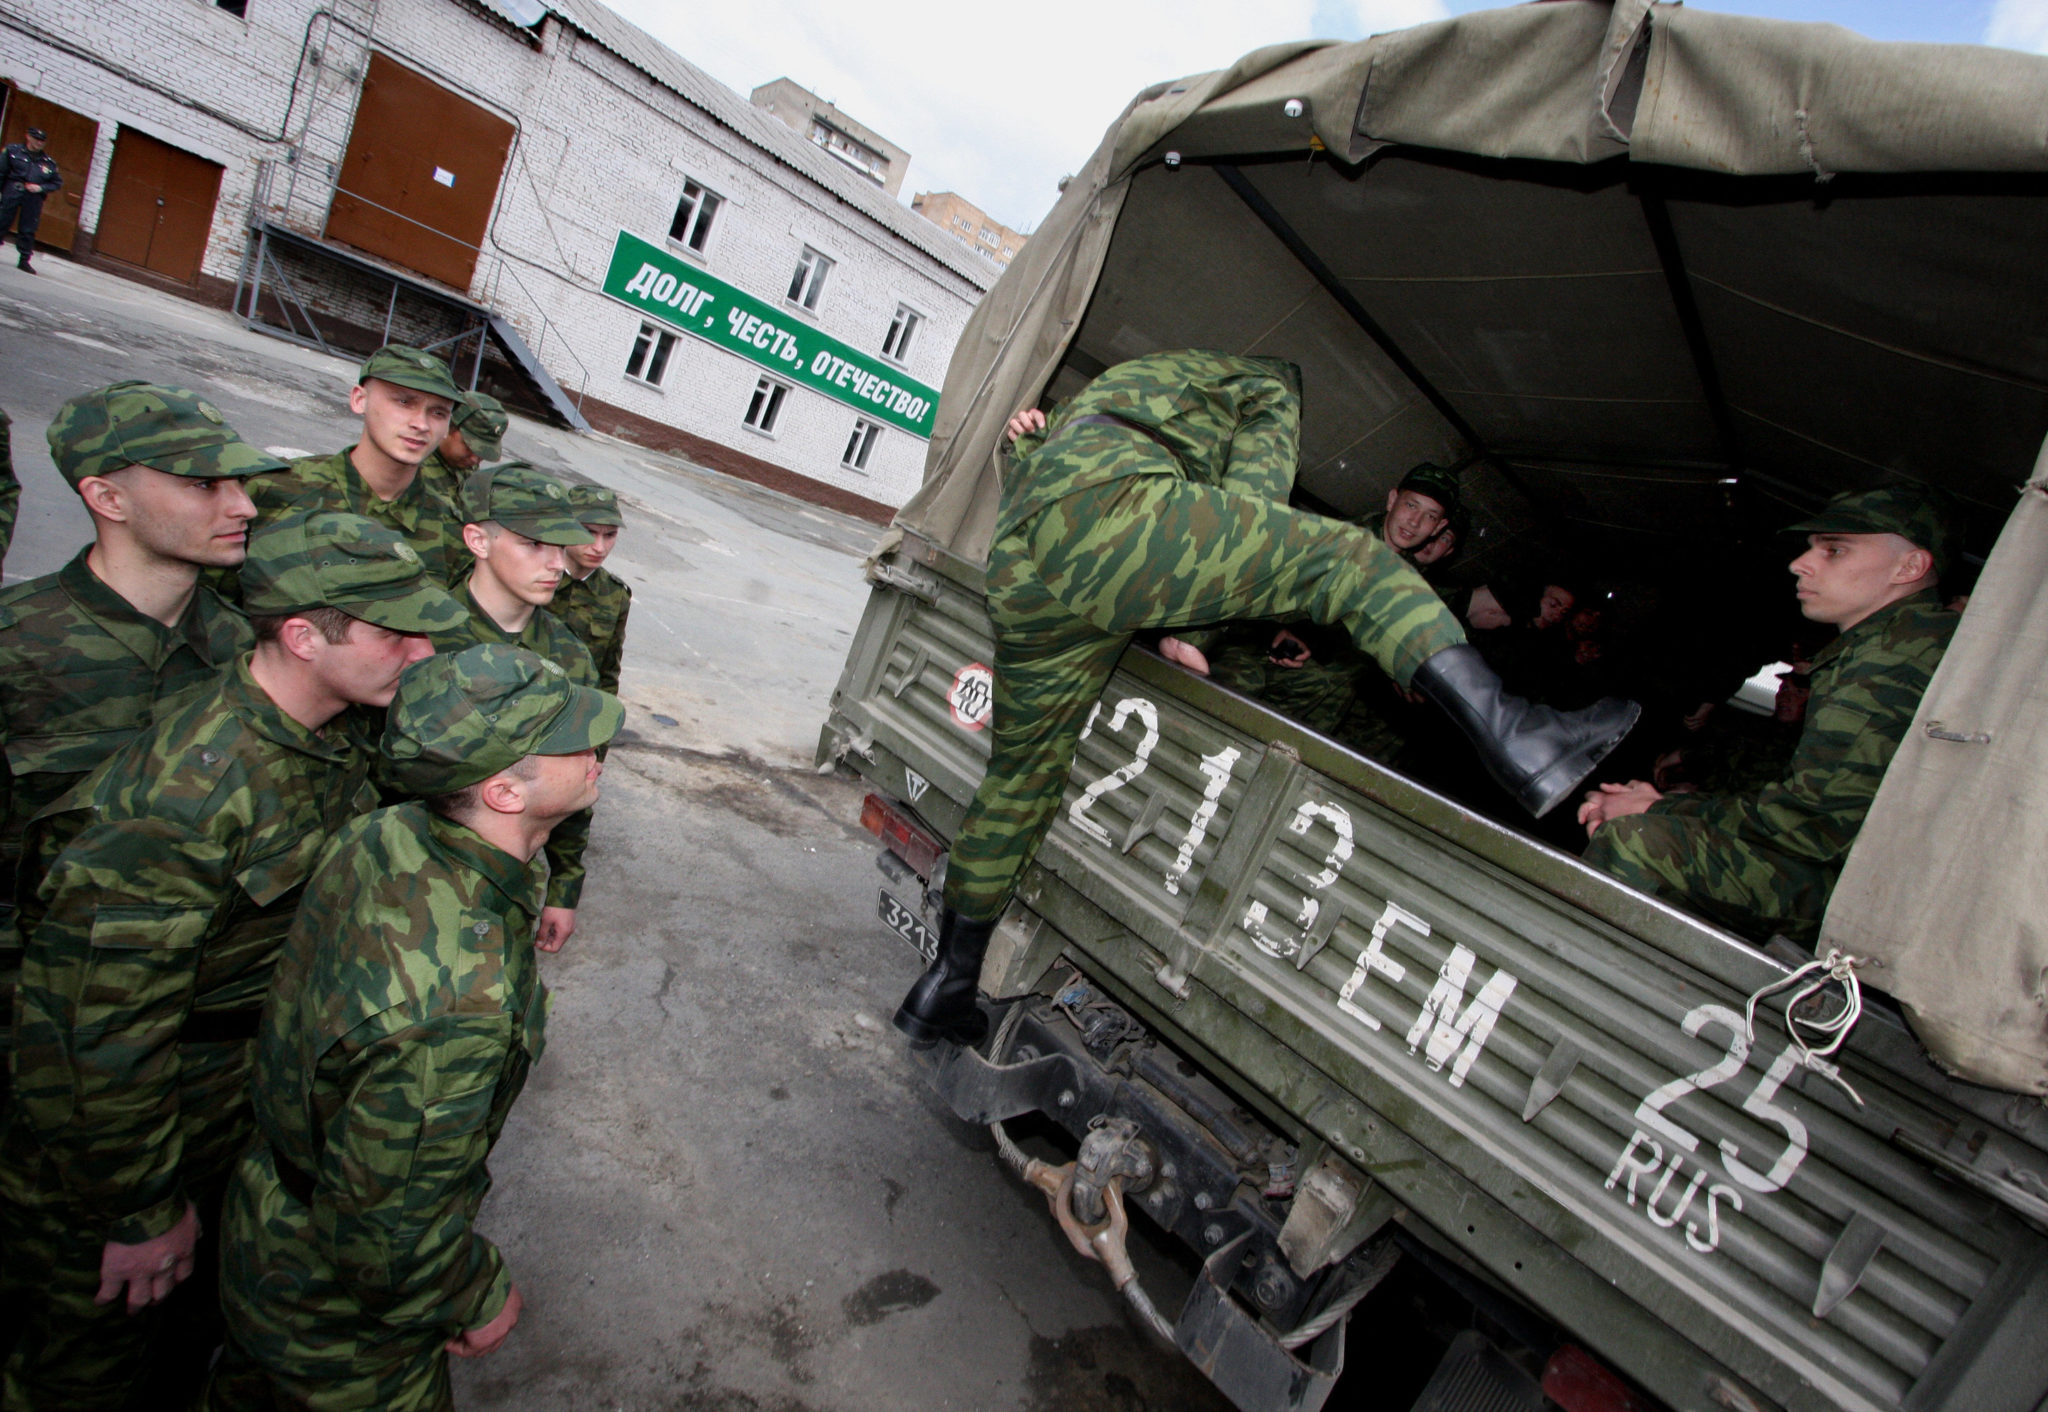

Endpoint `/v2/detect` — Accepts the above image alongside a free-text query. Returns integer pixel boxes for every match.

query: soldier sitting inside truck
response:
[1578,485,1957,948]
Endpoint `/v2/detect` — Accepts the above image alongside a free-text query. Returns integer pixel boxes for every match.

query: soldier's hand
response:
[448,1283,523,1358]
[97,1201,200,1313]
[1005,408,1046,442]
[536,905,577,953]
[1267,628,1312,667]
[1157,636,1211,676]
[1577,780,1662,834]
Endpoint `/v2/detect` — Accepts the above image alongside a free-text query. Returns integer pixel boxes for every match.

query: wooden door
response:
[324,53,513,291]
[0,89,98,253]
[96,128,224,283]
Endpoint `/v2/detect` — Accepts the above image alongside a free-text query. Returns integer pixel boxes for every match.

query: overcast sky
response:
[604,0,2048,235]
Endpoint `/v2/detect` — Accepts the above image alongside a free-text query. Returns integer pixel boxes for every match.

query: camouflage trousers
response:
[0,1172,229,1412]
[207,1146,456,1412]
[1207,635,1410,762]
[1582,812,1831,947]
[944,475,1465,921]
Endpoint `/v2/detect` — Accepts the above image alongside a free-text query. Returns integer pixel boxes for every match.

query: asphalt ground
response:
[0,258,1238,1412]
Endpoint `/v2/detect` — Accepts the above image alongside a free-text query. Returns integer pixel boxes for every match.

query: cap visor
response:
[365,371,465,403]
[533,684,624,757]
[346,581,468,634]
[502,514,595,546]
[1782,513,1880,536]
[468,435,505,460]
[167,440,293,480]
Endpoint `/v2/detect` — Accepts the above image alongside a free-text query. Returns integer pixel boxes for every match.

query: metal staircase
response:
[229,0,592,430]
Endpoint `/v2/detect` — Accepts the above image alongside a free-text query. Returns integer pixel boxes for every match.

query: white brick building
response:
[0,0,994,515]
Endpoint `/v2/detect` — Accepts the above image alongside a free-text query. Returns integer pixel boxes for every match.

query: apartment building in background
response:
[910,190,1024,272]
[749,77,909,197]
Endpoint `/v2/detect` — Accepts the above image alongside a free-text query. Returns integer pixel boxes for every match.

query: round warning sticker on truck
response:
[949,663,994,731]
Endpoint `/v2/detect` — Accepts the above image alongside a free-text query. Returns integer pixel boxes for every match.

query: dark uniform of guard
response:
[0,130,62,272]
[0,513,458,1410]
[894,349,1636,1047]
[212,645,622,1412]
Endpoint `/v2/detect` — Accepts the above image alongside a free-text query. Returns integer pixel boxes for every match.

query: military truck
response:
[817,5,2048,1409]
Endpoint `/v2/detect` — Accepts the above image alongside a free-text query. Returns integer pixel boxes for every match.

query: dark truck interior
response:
[1034,146,2048,853]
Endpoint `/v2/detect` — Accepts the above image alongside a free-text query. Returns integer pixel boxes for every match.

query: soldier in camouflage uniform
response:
[895,350,1637,1046]
[0,408,20,571]
[248,346,470,585]
[0,384,284,1122]
[437,462,601,954]
[1208,463,1464,743]
[551,482,632,696]
[417,390,507,506]
[210,644,622,1412]
[0,511,459,1411]
[1580,486,1957,947]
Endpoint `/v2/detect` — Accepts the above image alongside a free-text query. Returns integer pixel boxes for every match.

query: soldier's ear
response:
[1894,544,1935,587]
[476,771,528,818]
[462,522,492,558]
[75,473,132,524]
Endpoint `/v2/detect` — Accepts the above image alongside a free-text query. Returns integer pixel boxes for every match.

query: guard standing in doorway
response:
[0,128,62,273]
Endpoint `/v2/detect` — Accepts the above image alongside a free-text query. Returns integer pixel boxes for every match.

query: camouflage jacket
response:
[999,349,1302,537]
[550,566,632,694]
[254,449,469,586]
[0,656,376,1240]
[1650,589,1955,870]
[248,802,547,1335]
[0,548,250,927]
[0,408,19,573]
[431,585,598,908]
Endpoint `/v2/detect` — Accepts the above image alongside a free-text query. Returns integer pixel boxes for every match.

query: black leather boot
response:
[893,907,997,1048]
[1409,644,1639,818]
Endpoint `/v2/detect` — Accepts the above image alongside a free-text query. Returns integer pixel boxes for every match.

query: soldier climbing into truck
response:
[891,348,1639,1049]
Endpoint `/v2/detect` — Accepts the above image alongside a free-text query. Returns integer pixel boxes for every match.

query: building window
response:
[842,418,880,471]
[881,305,921,364]
[625,322,677,386]
[786,246,832,312]
[215,0,249,14]
[744,376,789,434]
[669,180,721,254]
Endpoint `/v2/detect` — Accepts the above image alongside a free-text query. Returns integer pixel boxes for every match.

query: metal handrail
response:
[242,156,590,411]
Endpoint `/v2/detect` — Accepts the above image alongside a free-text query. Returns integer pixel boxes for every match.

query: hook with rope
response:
[1743,947,1871,1107]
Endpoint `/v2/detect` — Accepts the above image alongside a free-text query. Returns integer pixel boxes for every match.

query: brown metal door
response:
[96,128,223,283]
[324,53,513,291]
[0,89,99,254]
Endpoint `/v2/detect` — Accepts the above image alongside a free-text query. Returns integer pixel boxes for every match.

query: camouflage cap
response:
[242,510,466,633]
[1785,484,1958,575]
[46,381,289,487]
[382,643,624,794]
[567,482,623,527]
[359,344,464,402]
[461,462,593,545]
[452,391,508,460]
[1396,463,1462,514]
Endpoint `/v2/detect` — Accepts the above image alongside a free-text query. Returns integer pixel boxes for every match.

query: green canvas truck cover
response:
[888,0,2048,1093]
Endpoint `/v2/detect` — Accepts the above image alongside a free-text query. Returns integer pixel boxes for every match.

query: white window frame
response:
[880,303,923,366]
[841,417,881,472]
[743,376,790,437]
[669,179,722,256]
[624,321,678,388]
[786,245,833,313]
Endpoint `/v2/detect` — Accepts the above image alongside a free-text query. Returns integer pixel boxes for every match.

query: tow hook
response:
[991,1114,1176,1344]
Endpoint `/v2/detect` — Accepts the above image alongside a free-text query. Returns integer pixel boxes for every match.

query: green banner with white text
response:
[601,230,939,439]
